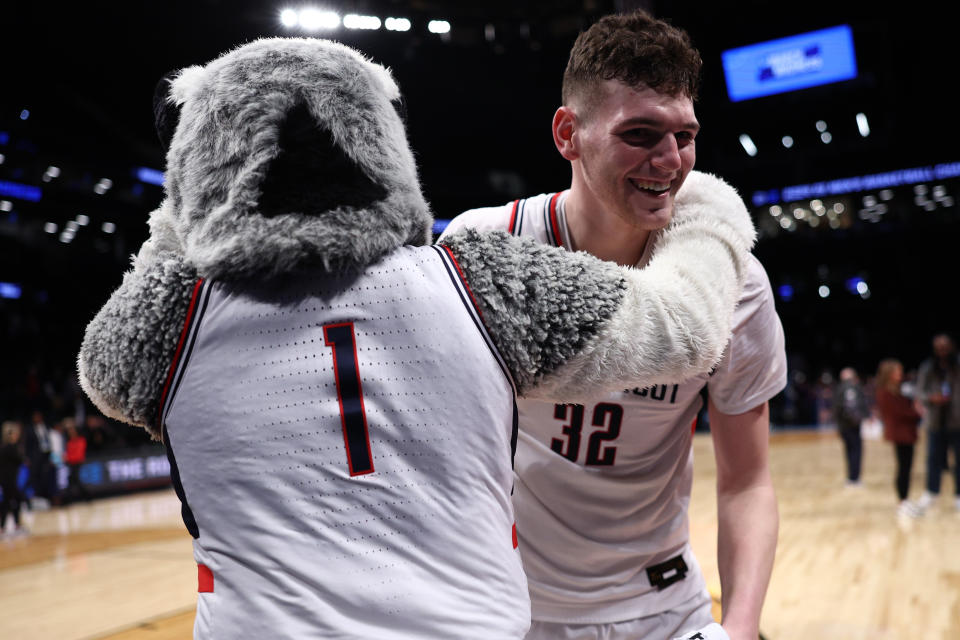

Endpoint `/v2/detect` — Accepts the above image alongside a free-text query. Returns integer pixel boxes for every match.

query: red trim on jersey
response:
[157,278,205,427]
[512,522,518,549]
[198,563,214,592]
[507,199,520,233]
[548,192,563,248]
[323,322,375,477]
[437,245,485,321]
[691,417,698,435]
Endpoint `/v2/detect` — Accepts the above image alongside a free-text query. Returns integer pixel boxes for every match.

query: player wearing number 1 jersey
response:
[442,10,786,640]
[79,38,757,638]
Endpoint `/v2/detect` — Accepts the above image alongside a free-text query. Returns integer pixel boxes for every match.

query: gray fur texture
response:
[78,252,198,438]
[445,171,756,400]
[164,38,432,279]
[443,229,628,394]
[528,171,756,401]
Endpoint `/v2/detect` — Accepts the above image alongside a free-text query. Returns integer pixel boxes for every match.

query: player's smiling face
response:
[574,80,698,231]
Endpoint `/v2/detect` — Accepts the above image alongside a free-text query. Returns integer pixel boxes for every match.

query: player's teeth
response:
[631,179,669,191]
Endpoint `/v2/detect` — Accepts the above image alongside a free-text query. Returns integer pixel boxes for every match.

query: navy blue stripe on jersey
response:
[159,278,211,540]
[157,279,206,427]
[431,245,520,465]
[430,245,517,394]
[514,198,526,236]
[161,279,212,427]
[162,420,200,538]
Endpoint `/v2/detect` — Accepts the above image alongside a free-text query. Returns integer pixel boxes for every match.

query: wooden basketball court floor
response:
[2,430,958,640]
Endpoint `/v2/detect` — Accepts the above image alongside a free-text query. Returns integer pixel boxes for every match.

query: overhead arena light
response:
[781,135,794,149]
[856,112,870,137]
[428,20,451,34]
[739,133,757,157]
[343,14,381,30]
[299,8,340,31]
[280,9,298,28]
[384,17,411,31]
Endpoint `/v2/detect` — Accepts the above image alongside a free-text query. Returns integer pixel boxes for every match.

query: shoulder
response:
[729,254,779,336]
[440,201,516,239]
[741,254,775,303]
[439,193,556,240]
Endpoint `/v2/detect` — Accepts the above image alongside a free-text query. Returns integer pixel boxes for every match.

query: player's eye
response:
[620,129,659,147]
[675,131,696,146]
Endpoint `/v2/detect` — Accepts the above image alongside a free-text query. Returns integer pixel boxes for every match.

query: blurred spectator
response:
[83,414,116,453]
[875,359,923,518]
[1,420,28,535]
[23,409,53,501]
[815,369,836,427]
[833,367,869,486]
[48,417,66,505]
[63,417,91,504]
[915,333,960,514]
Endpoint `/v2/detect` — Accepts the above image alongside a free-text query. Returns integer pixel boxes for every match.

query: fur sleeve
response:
[77,253,199,439]
[441,171,755,401]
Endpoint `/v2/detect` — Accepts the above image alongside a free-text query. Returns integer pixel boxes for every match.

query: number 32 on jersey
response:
[551,403,623,466]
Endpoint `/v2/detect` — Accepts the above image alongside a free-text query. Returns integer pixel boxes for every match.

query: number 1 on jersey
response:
[323,322,374,476]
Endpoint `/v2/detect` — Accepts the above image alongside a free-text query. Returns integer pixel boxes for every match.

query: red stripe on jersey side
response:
[197,563,214,593]
[507,199,520,234]
[437,245,485,322]
[548,192,564,248]
[157,278,205,427]
[690,417,698,435]
[512,522,518,549]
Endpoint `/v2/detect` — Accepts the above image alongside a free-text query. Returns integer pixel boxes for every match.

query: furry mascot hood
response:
[155,37,432,280]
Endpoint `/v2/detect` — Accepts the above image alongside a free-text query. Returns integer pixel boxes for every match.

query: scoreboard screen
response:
[722,25,857,102]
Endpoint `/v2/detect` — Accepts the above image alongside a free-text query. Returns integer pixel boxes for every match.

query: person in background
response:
[24,409,52,501]
[63,417,90,504]
[47,417,66,505]
[0,420,28,535]
[915,333,960,514]
[874,359,922,519]
[833,367,869,487]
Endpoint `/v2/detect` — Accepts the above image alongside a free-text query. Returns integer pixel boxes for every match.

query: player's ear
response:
[552,106,579,161]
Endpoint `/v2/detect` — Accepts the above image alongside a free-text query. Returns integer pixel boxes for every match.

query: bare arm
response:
[710,399,778,640]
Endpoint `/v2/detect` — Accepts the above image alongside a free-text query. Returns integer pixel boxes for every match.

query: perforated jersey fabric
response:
[161,246,528,639]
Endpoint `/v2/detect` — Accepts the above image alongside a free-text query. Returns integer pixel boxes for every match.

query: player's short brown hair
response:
[562,9,702,117]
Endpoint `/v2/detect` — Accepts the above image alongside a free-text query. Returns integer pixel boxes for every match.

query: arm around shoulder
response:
[441,171,757,401]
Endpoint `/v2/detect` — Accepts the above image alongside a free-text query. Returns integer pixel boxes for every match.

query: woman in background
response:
[0,420,27,535]
[875,359,922,518]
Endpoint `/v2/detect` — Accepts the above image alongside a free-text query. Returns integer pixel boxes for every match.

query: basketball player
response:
[79,38,756,638]
[442,10,786,640]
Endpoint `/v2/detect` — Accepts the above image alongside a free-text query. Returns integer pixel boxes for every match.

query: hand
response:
[672,622,730,640]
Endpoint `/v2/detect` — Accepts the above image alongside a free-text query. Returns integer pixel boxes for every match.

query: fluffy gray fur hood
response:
[156,37,432,279]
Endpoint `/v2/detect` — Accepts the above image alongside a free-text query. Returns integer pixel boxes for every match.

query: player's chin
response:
[634,203,674,229]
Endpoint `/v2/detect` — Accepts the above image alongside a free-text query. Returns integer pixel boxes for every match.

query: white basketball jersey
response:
[443,191,787,623]
[160,245,529,638]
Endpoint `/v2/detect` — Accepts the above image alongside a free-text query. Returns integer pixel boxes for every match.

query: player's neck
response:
[564,189,651,267]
